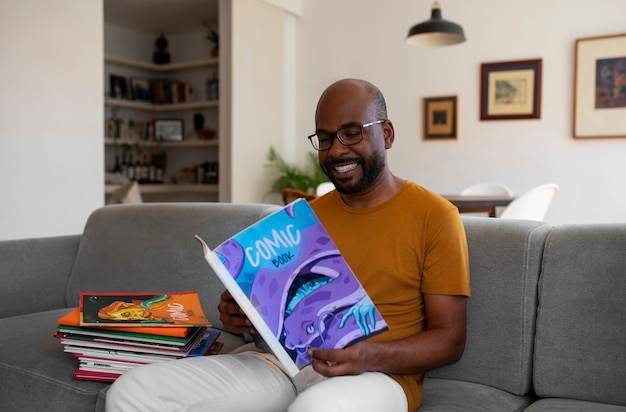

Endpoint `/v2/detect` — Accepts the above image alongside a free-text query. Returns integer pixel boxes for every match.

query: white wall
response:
[1,0,624,242]
[230,0,289,204]
[295,0,626,225]
[0,0,103,241]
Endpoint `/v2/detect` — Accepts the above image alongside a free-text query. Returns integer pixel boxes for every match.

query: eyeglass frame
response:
[307,119,386,151]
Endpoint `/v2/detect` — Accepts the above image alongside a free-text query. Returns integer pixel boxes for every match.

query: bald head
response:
[315,79,388,123]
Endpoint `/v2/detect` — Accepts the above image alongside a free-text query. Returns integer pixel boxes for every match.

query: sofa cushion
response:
[533,224,626,406]
[65,203,280,330]
[525,398,626,411]
[420,377,535,412]
[0,308,110,411]
[427,217,551,396]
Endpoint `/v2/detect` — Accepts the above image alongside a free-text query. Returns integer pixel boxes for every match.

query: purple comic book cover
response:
[212,198,388,371]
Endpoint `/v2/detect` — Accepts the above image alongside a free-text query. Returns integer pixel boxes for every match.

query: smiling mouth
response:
[334,163,357,173]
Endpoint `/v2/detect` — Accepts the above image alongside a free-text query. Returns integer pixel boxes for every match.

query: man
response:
[106,79,470,412]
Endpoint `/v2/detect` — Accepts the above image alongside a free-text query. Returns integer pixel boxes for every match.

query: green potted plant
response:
[265,146,328,195]
[203,21,219,57]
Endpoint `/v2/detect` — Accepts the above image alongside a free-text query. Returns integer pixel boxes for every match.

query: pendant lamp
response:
[406,1,466,47]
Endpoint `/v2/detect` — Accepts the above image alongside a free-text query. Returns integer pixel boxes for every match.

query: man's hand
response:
[308,343,370,377]
[217,290,255,335]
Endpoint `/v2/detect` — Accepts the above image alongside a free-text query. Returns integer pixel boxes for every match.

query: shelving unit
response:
[104,51,221,202]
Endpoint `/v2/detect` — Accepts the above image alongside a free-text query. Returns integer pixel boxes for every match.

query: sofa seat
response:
[0,308,110,410]
[420,378,535,412]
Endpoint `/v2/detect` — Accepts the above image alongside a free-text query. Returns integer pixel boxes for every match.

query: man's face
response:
[314,86,389,195]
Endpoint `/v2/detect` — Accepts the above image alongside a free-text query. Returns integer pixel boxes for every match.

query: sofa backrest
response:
[65,202,280,329]
[533,224,626,406]
[428,217,551,396]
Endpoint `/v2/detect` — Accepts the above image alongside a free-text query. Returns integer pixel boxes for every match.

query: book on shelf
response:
[79,291,211,327]
[195,198,388,377]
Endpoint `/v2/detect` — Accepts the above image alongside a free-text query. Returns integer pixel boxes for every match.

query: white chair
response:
[461,182,514,197]
[316,182,335,196]
[500,184,559,221]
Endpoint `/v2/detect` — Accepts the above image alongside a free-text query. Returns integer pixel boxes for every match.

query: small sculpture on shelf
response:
[152,33,171,64]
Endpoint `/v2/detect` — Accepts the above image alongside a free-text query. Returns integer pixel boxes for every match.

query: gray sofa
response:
[0,203,625,411]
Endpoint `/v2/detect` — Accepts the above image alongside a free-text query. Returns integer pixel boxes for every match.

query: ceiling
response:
[104,0,219,34]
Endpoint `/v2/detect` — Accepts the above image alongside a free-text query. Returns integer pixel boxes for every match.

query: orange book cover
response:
[58,308,191,338]
[79,292,211,327]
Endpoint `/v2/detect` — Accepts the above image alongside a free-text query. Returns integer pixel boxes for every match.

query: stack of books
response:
[55,292,223,382]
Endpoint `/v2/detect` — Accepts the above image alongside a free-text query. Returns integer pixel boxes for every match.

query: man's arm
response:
[308,294,467,376]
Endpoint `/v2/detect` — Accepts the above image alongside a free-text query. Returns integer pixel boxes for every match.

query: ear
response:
[383,120,395,149]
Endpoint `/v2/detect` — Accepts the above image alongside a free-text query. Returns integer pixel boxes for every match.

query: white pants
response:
[105,350,408,412]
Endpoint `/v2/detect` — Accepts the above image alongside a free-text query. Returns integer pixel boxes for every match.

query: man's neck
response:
[339,173,405,209]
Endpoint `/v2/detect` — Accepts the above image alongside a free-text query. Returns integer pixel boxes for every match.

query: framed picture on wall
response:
[422,95,458,140]
[480,59,542,120]
[574,33,626,138]
[154,119,184,142]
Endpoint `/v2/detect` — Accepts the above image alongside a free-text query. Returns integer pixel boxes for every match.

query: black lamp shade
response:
[406,5,466,47]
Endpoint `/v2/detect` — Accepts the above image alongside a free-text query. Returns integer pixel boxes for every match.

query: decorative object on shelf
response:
[155,119,184,142]
[480,59,542,121]
[130,77,153,102]
[204,21,219,57]
[265,146,327,196]
[574,33,626,139]
[193,113,216,140]
[422,95,458,140]
[197,161,219,184]
[127,119,146,141]
[153,33,171,64]
[206,71,219,100]
[406,1,465,47]
[106,106,121,138]
[109,74,128,99]
[193,113,204,134]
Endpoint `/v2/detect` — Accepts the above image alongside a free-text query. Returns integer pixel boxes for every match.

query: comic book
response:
[196,198,388,377]
[79,292,211,327]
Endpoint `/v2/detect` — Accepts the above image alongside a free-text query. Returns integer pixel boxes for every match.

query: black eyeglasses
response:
[307,120,386,151]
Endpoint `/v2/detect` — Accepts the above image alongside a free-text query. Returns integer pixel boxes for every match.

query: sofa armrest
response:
[0,234,80,319]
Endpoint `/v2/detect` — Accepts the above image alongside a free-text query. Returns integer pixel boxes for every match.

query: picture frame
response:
[574,33,626,139]
[109,74,128,99]
[480,59,542,120]
[154,119,184,142]
[130,77,153,103]
[423,95,458,140]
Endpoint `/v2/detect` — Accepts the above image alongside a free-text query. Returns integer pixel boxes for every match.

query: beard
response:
[323,150,386,195]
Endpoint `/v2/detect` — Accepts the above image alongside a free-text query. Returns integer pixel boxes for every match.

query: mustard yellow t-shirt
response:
[310,181,471,411]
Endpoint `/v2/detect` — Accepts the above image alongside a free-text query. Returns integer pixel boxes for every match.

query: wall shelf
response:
[105,54,219,72]
[104,97,218,111]
[105,183,219,195]
[104,138,218,148]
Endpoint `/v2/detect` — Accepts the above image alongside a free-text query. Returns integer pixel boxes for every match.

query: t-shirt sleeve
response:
[421,208,471,297]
